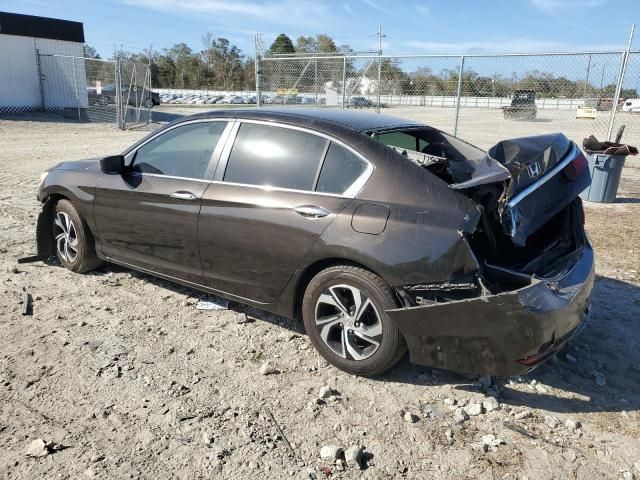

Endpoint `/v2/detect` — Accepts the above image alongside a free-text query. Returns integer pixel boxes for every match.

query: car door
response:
[198,120,373,303]
[93,120,232,283]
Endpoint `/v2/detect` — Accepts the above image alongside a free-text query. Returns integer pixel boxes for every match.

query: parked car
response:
[622,98,640,113]
[87,84,160,108]
[503,90,537,120]
[346,96,375,108]
[33,109,593,377]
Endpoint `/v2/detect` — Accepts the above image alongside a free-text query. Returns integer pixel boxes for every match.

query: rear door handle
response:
[170,191,198,200]
[294,205,330,218]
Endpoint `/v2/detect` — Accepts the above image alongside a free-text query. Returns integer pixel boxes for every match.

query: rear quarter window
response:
[316,143,367,195]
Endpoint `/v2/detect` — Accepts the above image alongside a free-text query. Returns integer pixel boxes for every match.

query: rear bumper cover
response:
[387,243,594,376]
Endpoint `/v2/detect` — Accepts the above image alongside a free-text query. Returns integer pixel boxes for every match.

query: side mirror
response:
[100,155,125,174]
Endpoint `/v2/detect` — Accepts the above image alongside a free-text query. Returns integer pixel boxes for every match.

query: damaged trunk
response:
[375,129,591,295]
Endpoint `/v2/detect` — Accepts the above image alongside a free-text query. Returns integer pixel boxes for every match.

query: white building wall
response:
[0,34,87,111]
[0,34,41,110]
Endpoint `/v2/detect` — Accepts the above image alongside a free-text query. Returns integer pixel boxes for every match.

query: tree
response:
[269,34,295,55]
[295,34,338,54]
[83,44,100,59]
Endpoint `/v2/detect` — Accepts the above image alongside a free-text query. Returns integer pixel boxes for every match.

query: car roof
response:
[181,107,423,133]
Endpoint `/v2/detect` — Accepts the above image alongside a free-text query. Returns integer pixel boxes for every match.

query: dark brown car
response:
[34,108,594,376]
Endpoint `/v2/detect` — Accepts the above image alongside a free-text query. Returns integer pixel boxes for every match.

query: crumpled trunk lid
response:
[495,134,590,246]
[452,133,591,246]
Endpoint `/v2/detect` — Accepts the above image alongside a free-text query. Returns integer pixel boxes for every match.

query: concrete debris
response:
[404,411,419,423]
[444,429,454,444]
[622,471,634,480]
[259,363,279,375]
[453,408,469,424]
[443,397,457,406]
[545,415,560,429]
[481,434,505,450]
[21,288,31,316]
[318,385,339,399]
[514,410,532,420]
[565,418,581,431]
[236,313,254,324]
[26,439,49,458]
[320,445,342,461]
[26,439,64,457]
[195,298,228,310]
[463,402,483,417]
[482,397,500,413]
[343,445,363,469]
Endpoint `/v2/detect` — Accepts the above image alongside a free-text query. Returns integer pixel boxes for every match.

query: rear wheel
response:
[302,265,406,376]
[53,200,102,273]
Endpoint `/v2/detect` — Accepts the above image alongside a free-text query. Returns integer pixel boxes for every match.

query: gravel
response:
[1,117,640,479]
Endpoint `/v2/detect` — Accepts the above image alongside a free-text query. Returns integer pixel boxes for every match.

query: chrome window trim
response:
[207,179,350,199]
[216,118,374,198]
[506,142,579,210]
[128,172,213,184]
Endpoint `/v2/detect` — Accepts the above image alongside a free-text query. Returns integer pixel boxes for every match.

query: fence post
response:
[72,56,81,121]
[377,53,382,113]
[34,46,46,111]
[453,54,465,137]
[341,56,346,109]
[607,24,635,141]
[115,56,123,129]
[254,34,261,107]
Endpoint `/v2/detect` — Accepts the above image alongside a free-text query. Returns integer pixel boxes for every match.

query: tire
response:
[302,265,406,376]
[53,199,102,273]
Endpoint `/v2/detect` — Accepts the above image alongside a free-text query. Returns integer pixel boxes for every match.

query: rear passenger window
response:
[316,143,367,195]
[133,122,227,179]
[224,123,327,191]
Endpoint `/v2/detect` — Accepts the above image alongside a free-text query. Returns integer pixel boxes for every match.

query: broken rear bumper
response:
[387,243,594,376]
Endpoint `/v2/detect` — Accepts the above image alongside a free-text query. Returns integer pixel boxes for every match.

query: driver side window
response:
[133,122,228,180]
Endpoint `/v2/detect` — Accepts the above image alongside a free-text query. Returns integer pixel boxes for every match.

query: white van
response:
[622,99,640,112]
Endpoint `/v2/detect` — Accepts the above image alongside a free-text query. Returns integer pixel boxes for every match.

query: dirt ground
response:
[1,114,640,480]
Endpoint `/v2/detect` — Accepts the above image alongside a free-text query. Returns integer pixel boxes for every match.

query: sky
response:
[0,0,638,59]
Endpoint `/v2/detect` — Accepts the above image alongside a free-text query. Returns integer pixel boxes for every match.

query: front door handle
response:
[294,205,330,218]
[170,191,198,200]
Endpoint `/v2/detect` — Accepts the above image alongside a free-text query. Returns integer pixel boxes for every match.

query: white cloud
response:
[360,0,388,13]
[122,0,337,28]
[530,0,607,14]
[404,37,624,54]
[416,4,430,16]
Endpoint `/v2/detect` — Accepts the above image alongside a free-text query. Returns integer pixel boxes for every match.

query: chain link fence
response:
[258,50,640,149]
[35,53,152,129]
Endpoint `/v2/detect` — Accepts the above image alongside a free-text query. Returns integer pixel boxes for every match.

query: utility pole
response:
[376,25,386,113]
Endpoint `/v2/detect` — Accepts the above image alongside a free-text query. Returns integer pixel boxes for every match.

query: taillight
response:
[563,152,588,180]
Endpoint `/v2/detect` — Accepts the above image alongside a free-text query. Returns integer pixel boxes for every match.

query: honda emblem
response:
[527,162,542,178]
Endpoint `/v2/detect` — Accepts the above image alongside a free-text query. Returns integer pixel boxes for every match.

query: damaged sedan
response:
[34,109,593,376]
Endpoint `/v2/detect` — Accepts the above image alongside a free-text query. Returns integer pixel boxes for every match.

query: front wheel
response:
[302,265,406,376]
[53,199,102,273]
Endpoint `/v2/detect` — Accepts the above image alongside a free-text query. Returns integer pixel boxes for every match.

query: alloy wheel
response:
[314,284,383,361]
[53,212,78,263]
